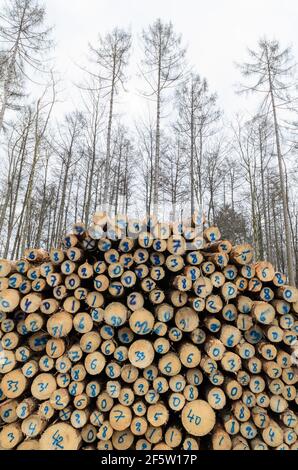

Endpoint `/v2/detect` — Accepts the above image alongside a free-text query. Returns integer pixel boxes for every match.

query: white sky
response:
[40,0,298,120]
[1,0,297,122]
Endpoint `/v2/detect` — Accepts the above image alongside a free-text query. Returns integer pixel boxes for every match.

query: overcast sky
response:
[15,0,298,120]
[42,0,298,120]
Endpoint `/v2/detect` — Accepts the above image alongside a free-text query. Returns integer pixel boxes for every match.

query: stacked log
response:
[0,211,297,451]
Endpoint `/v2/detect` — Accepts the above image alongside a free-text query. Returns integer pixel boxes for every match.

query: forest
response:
[0,0,297,285]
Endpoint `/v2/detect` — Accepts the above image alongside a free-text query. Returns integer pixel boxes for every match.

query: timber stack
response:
[0,211,297,451]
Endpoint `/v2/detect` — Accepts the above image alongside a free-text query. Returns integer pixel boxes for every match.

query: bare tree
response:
[0,0,52,130]
[136,117,156,216]
[88,28,131,208]
[176,73,220,214]
[17,80,56,256]
[53,111,85,244]
[160,130,188,220]
[141,19,186,213]
[238,38,297,284]
[204,143,225,225]
[78,78,105,225]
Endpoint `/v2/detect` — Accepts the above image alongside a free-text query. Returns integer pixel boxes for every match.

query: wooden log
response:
[207,240,232,254]
[169,290,188,307]
[84,352,106,375]
[248,277,263,293]
[1,213,298,451]
[173,275,192,292]
[165,255,184,272]
[147,403,169,427]
[22,359,39,378]
[182,436,200,450]
[145,425,163,444]
[31,373,57,400]
[154,337,170,355]
[221,352,242,373]
[138,232,154,249]
[128,340,155,369]
[112,430,134,450]
[212,427,232,450]
[181,400,216,436]
[204,226,221,243]
[0,350,17,374]
[207,387,226,410]
[0,277,9,291]
[78,262,94,279]
[223,413,240,436]
[201,261,216,276]
[1,369,28,398]
[17,440,40,450]
[39,422,82,450]
[235,276,248,292]
[193,276,213,298]
[119,387,135,406]
[210,272,225,288]
[207,253,229,269]
[46,338,65,358]
[262,421,284,448]
[224,379,243,401]
[175,307,199,332]
[158,353,181,376]
[104,302,128,327]
[3,331,20,350]
[184,266,201,282]
[109,404,132,431]
[204,316,221,334]
[204,338,226,361]
[0,423,23,449]
[88,224,104,240]
[179,343,201,368]
[39,262,55,278]
[50,249,65,265]
[220,325,242,348]
[24,313,44,333]
[0,399,18,424]
[21,414,47,438]
[277,285,298,303]
[0,289,20,312]
[254,261,275,282]
[186,251,204,266]
[230,244,254,265]
[252,302,275,325]
[121,271,137,289]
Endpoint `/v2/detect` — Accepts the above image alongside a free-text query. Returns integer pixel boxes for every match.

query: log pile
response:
[0,211,298,451]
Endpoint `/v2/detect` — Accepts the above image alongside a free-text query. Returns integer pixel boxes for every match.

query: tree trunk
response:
[0,5,26,130]
[190,84,195,216]
[153,43,162,214]
[266,49,295,284]
[103,62,116,209]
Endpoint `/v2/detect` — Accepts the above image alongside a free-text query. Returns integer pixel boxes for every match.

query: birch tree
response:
[78,80,105,225]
